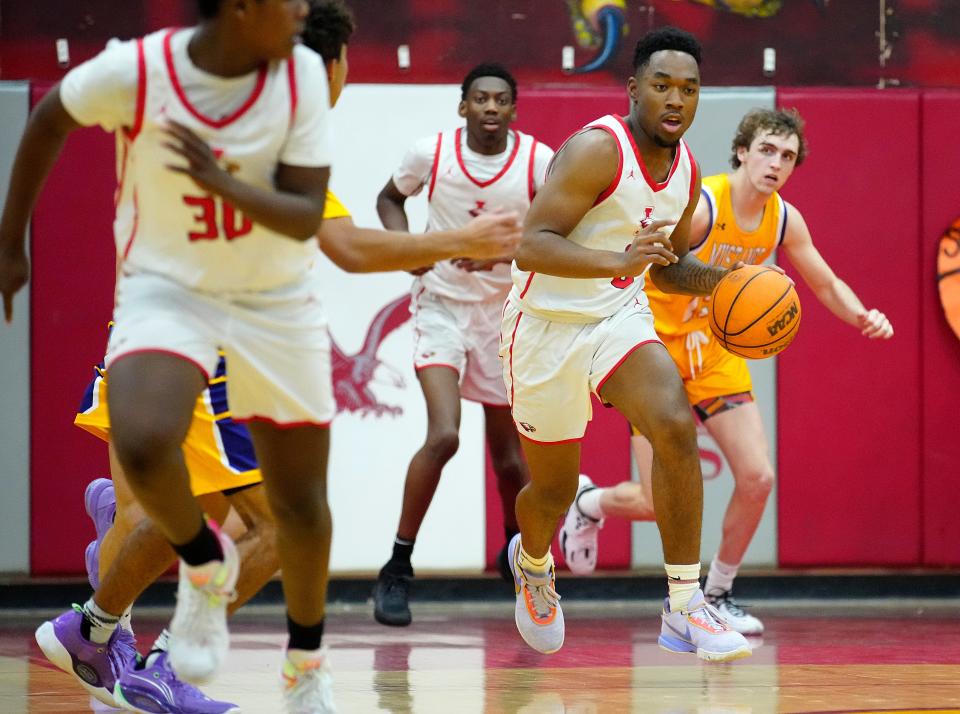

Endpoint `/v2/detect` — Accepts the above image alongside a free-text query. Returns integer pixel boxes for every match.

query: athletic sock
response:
[665,562,701,613]
[704,556,739,596]
[81,598,120,644]
[518,543,552,575]
[287,615,324,652]
[118,606,133,634]
[172,518,223,567]
[152,628,171,653]
[576,486,605,521]
[385,537,414,573]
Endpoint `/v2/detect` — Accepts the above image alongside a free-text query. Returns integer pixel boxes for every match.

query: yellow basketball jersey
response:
[323,190,351,221]
[646,173,787,336]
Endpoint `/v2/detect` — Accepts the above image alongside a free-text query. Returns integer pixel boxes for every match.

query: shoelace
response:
[284,661,334,709]
[716,593,748,618]
[687,599,731,631]
[522,569,561,619]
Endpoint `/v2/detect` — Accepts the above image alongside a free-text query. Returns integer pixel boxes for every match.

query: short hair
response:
[632,26,702,72]
[302,0,355,63]
[460,63,517,103]
[197,0,222,18]
[730,108,808,169]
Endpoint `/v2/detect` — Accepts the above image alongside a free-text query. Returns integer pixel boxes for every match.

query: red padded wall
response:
[775,90,923,566]
[29,84,116,573]
[918,91,960,566]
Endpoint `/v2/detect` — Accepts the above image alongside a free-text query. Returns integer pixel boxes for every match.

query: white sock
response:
[119,606,133,634]
[576,487,605,521]
[705,556,739,596]
[82,598,119,644]
[152,628,171,653]
[664,563,701,613]
[518,543,552,575]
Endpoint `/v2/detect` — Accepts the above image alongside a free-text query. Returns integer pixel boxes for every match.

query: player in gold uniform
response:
[559,109,893,635]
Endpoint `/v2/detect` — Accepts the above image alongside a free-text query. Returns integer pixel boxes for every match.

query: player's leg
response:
[482,404,528,582]
[225,483,280,610]
[701,398,772,634]
[374,365,462,626]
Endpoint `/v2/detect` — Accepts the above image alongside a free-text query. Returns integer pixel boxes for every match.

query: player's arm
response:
[0,85,82,322]
[647,169,728,296]
[320,211,522,273]
[162,120,328,241]
[517,130,676,278]
[375,178,411,232]
[780,202,893,339]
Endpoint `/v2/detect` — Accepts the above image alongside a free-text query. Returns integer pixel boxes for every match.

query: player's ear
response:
[457,100,467,118]
[627,76,640,104]
[736,145,748,164]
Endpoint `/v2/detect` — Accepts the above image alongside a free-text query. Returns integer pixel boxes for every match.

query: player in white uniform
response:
[501,28,751,661]
[373,63,554,626]
[0,1,341,710]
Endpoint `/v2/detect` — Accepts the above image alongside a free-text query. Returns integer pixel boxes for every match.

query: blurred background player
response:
[500,27,749,661]
[372,63,554,627]
[559,107,893,635]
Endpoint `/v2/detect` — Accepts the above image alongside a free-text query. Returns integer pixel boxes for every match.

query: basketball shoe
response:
[84,478,116,590]
[559,475,604,575]
[113,650,240,713]
[508,533,564,654]
[658,590,752,662]
[35,605,138,707]
[282,650,336,713]
[705,588,764,635]
[373,564,413,627]
[168,524,239,684]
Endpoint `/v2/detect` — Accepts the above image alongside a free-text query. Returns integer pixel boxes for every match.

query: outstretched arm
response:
[780,203,893,338]
[319,210,522,274]
[0,85,81,321]
[517,129,676,278]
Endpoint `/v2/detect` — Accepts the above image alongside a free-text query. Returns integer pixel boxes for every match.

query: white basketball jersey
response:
[116,29,327,292]
[511,115,697,321]
[420,128,543,302]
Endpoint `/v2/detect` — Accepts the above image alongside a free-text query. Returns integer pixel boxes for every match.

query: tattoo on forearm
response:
[656,254,727,296]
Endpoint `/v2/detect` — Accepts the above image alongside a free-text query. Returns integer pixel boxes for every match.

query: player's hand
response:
[407,266,432,276]
[620,219,677,275]
[453,257,501,272]
[859,308,893,339]
[0,246,29,324]
[729,261,796,286]
[458,210,522,260]
[162,119,232,195]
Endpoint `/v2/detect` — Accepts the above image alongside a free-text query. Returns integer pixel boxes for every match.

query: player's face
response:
[241,0,309,60]
[738,130,800,195]
[458,77,517,145]
[628,50,700,148]
[328,45,349,108]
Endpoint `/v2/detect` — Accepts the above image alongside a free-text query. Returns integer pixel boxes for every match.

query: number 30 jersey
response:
[60,28,332,292]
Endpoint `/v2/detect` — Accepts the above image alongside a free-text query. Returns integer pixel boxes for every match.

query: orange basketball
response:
[708,265,801,359]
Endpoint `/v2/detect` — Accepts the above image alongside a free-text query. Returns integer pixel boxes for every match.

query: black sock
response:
[387,537,414,572]
[287,614,324,652]
[504,526,519,543]
[171,519,223,566]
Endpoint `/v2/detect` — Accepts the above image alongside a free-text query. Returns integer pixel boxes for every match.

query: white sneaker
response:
[658,589,752,662]
[283,650,336,713]
[508,533,564,654]
[169,525,239,684]
[705,588,764,635]
[559,475,604,575]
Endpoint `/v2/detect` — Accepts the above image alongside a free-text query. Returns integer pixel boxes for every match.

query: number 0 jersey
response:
[510,115,698,322]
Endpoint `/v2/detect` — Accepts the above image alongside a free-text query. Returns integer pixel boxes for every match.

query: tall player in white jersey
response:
[373,63,554,627]
[0,0,341,710]
[501,27,752,661]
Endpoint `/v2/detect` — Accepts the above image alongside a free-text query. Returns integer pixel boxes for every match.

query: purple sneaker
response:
[84,478,116,590]
[114,651,240,713]
[35,605,138,707]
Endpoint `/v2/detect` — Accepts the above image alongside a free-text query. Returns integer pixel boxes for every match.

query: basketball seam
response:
[719,267,772,343]
[725,282,796,338]
[723,318,801,352]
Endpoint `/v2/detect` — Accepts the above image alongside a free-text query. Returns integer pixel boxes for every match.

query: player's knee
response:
[648,408,697,454]
[491,453,526,487]
[738,466,775,503]
[111,422,182,482]
[269,488,331,535]
[423,429,459,464]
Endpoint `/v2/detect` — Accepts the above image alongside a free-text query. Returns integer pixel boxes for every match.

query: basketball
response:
[709,265,801,359]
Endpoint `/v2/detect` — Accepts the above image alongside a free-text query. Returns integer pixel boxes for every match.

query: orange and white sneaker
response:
[658,589,752,662]
[507,533,564,654]
[282,650,336,714]
[169,523,239,684]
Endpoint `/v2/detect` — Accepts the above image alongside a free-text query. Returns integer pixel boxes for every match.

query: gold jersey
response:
[645,173,787,337]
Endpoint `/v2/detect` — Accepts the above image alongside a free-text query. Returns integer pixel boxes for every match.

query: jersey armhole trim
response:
[685,142,698,203]
[427,132,443,201]
[527,138,538,201]
[591,125,623,207]
[123,38,147,141]
[776,195,788,248]
[286,52,298,129]
[690,187,714,251]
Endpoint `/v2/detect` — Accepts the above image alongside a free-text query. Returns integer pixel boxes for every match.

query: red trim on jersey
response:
[427,133,443,201]
[527,138,539,201]
[115,140,129,209]
[519,433,583,445]
[454,128,521,188]
[286,52,298,128]
[121,188,140,260]
[163,30,268,129]
[518,271,537,299]
[124,39,147,141]
[506,310,523,408]
[684,141,698,203]
[233,415,331,429]
[415,363,460,375]
[590,125,623,207]
[108,348,211,382]
[594,338,662,398]
[614,115,681,193]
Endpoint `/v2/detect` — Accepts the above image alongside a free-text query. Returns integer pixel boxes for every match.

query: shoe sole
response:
[35,621,121,708]
[84,479,116,541]
[657,634,753,663]
[113,681,242,714]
